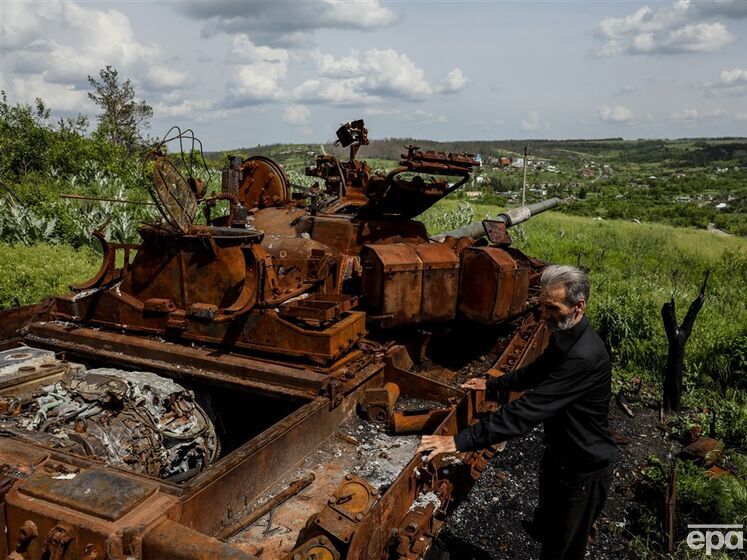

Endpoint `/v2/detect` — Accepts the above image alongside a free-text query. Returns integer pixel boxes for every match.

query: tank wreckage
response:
[0,120,561,560]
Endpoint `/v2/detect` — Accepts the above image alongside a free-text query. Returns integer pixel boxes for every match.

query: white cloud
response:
[598,104,634,123]
[359,49,433,99]
[296,49,466,105]
[230,35,290,67]
[7,2,159,81]
[701,67,747,97]
[296,49,431,105]
[3,0,190,113]
[153,99,230,122]
[225,67,287,106]
[282,104,311,126]
[594,1,734,56]
[521,111,549,131]
[223,35,289,107]
[324,0,395,29]
[662,22,734,53]
[175,1,396,46]
[719,68,747,84]
[2,1,46,51]
[314,50,363,79]
[293,78,378,106]
[11,74,90,112]
[437,68,471,94]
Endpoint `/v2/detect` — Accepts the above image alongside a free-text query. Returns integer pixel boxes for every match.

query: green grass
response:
[517,213,746,397]
[0,243,101,308]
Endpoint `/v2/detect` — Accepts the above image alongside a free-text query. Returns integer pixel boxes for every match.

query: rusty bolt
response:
[16,519,38,552]
[293,554,302,560]
[318,536,327,545]
[345,474,353,480]
[355,513,363,521]
[328,496,336,504]
[19,520,38,541]
[370,488,378,496]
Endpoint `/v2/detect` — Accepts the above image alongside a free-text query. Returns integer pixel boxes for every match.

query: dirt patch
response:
[428,399,673,559]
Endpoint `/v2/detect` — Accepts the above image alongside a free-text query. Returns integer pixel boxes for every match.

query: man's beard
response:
[549,310,577,332]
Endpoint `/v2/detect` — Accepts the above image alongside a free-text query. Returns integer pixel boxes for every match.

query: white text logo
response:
[686,524,744,556]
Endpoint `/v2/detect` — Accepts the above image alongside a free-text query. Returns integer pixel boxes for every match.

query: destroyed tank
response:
[0,121,560,560]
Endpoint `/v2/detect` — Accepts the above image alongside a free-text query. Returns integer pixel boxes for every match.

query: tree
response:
[660,271,709,415]
[0,91,52,180]
[88,66,152,153]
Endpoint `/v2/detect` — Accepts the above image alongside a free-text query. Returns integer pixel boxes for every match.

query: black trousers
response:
[535,448,614,560]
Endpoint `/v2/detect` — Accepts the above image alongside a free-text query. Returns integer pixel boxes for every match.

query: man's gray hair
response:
[540,265,590,306]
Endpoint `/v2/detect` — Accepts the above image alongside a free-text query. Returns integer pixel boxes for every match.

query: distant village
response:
[462,152,741,211]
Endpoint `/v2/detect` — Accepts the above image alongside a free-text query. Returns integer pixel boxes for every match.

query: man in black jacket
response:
[418,265,618,560]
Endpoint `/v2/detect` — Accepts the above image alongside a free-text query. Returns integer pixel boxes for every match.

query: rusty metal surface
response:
[0,304,51,343]
[0,344,79,399]
[488,314,551,402]
[412,243,460,324]
[0,119,561,559]
[359,381,400,423]
[361,242,459,328]
[482,220,513,245]
[4,438,180,560]
[458,246,529,324]
[143,519,258,560]
[228,368,465,560]
[234,156,290,210]
[181,396,352,537]
[23,321,357,398]
[20,466,157,521]
[218,472,315,541]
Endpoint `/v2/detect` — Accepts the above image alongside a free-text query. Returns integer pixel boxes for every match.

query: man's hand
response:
[461,377,487,391]
[417,435,457,463]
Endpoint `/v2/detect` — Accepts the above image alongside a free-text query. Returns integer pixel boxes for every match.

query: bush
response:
[419,201,475,234]
[514,213,747,391]
[0,243,101,308]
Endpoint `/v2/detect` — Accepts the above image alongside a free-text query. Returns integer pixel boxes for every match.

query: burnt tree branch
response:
[661,271,709,415]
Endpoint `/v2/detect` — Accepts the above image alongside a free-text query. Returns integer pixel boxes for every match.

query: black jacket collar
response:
[552,315,589,353]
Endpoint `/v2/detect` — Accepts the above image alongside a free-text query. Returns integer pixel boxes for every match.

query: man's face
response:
[539,284,584,331]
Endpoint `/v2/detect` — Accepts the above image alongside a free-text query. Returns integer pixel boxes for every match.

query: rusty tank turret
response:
[0,122,560,560]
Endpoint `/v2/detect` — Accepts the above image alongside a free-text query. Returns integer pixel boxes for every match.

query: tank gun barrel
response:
[432,197,562,240]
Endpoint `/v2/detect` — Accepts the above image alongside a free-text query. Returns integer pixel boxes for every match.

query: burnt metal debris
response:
[0,120,561,560]
[1,356,217,481]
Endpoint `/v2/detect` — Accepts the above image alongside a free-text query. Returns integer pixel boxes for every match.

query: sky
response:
[2,0,747,149]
